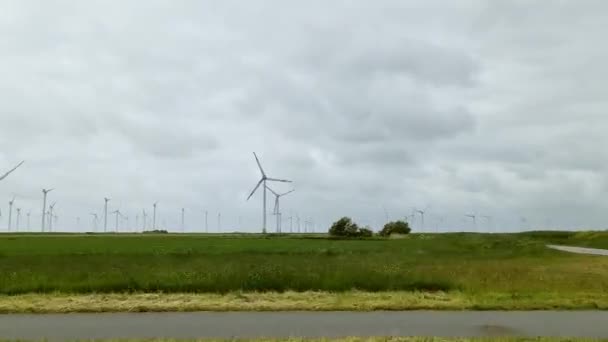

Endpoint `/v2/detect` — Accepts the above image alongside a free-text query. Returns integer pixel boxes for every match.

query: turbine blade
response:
[266,178,292,183]
[0,161,24,181]
[253,152,266,177]
[274,198,279,213]
[265,184,279,196]
[280,189,295,196]
[247,178,264,201]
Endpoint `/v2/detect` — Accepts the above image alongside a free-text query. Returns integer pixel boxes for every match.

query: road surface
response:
[547,245,608,256]
[0,311,607,339]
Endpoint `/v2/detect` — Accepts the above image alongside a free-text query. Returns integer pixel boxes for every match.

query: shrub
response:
[380,220,411,237]
[329,217,372,238]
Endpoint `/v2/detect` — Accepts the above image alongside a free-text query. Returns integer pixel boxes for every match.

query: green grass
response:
[0,232,607,296]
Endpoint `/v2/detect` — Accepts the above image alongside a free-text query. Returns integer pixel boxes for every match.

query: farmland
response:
[0,231,607,311]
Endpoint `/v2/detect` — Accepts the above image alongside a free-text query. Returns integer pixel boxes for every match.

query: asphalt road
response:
[1,311,607,339]
[547,244,608,256]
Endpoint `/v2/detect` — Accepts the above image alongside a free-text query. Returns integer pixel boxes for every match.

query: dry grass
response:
[1,291,608,314]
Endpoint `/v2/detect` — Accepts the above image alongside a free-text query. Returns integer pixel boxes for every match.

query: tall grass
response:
[0,232,607,294]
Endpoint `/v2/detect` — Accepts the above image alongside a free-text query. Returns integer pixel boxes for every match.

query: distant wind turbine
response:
[246,152,292,234]
[90,213,99,231]
[26,211,31,231]
[265,185,295,233]
[41,188,54,232]
[0,161,24,182]
[48,202,57,231]
[8,196,15,231]
[112,210,122,232]
[16,208,21,231]
[104,198,110,232]
[142,209,148,231]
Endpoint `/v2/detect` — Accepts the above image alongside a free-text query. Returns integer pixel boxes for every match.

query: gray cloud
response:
[1,0,607,232]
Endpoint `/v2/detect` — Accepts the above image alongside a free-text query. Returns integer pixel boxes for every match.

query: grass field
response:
[0,231,607,311]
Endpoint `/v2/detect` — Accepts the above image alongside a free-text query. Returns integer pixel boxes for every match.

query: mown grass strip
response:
[1,291,607,314]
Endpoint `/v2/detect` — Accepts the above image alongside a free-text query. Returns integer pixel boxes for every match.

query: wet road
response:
[547,244,608,256]
[0,311,607,339]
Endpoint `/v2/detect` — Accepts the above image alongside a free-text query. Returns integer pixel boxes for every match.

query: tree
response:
[379,220,411,237]
[329,217,371,238]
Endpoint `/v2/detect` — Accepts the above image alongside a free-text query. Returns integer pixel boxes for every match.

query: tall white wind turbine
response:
[246,152,292,233]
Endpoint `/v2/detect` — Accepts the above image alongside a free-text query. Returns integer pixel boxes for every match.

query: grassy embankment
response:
[0,231,607,312]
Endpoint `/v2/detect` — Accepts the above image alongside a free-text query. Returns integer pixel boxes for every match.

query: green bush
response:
[329,217,372,238]
[379,220,411,237]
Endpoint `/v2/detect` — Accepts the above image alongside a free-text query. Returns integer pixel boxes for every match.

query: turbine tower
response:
[41,188,54,232]
[0,161,24,182]
[26,211,31,231]
[205,210,208,233]
[265,185,295,233]
[181,208,185,233]
[152,202,158,230]
[104,198,110,232]
[246,152,292,234]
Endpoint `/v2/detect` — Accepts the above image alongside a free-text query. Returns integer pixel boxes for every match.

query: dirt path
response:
[547,245,608,256]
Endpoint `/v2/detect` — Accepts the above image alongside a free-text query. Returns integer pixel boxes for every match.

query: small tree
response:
[380,220,411,237]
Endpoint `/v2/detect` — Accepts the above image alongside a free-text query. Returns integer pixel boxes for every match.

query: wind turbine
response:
[415,208,425,231]
[0,161,24,182]
[48,202,57,232]
[112,210,122,232]
[103,198,110,232]
[246,152,292,234]
[16,208,21,231]
[8,196,15,231]
[142,209,148,231]
[465,214,477,231]
[26,211,31,231]
[265,185,295,233]
[41,188,54,232]
[90,213,99,231]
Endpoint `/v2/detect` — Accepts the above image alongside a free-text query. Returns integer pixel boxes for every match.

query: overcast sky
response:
[1,1,607,233]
